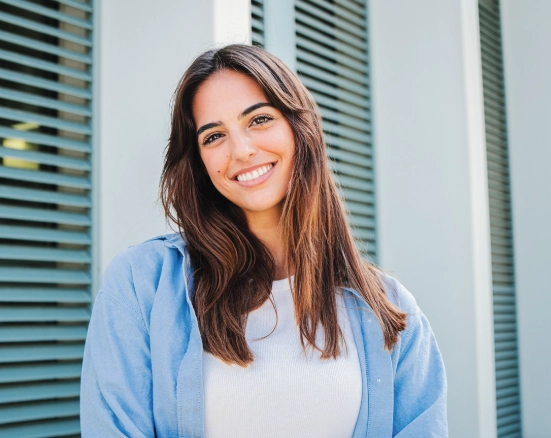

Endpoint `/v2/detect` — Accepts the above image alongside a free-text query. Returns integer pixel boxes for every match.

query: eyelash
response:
[202,114,274,146]
[202,133,223,146]
[251,114,274,126]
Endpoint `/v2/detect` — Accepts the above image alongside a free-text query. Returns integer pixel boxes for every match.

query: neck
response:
[244,207,291,280]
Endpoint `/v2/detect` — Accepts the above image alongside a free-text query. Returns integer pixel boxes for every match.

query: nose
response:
[229,131,257,162]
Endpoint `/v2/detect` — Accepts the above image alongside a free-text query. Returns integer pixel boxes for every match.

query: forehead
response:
[192,70,268,126]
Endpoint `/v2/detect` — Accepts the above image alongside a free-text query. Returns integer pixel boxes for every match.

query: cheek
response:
[275,127,295,163]
[200,155,232,196]
[281,139,295,178]
[200,153,221,179]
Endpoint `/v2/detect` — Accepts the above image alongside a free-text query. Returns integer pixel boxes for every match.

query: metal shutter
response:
[251,0,264,47]
[295,0,376,259]
[0,0,94,435]
[479,1,522,437]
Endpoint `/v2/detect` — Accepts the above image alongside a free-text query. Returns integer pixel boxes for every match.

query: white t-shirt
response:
[203,277,363,438]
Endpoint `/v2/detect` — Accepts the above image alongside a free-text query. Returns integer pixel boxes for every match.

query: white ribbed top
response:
[202,278,362,438]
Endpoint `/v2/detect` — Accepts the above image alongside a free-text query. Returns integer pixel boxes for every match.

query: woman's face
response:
[192,69,295,221]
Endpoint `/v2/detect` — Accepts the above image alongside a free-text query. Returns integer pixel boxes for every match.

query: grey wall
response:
[97,0,210,279]
[369,1,497,436]
[96,0,250,281]
[501,1,551,436]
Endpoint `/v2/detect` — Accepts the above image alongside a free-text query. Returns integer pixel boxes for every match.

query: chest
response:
[202,291,363,438]
[147,285,394,438]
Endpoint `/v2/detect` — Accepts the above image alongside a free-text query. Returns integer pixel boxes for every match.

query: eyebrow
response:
[238,102,272,119]
[196,122,222,137]
[196,102,273,137]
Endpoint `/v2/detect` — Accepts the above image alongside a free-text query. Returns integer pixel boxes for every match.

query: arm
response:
[392,307,448,437]
[80,290,155,437]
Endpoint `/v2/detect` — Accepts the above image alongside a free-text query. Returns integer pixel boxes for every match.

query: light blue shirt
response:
[80,233,448,437]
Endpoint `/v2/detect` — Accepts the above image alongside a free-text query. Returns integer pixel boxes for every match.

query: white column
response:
[96,0,251,284]
[263,0,297,71]
[500,1,551,436]
[213,0,251,46]
[368,1,497,437]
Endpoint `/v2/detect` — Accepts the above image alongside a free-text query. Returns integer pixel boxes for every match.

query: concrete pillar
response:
[368,1,497,436]
[95,0,250,287]
[500,1,551,436]
[263,0,296,71]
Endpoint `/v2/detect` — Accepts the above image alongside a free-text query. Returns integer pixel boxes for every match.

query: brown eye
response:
[251,114,273,126]
[203,133,223,145]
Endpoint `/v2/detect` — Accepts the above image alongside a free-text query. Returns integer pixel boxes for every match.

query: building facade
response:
[0,0,549,436]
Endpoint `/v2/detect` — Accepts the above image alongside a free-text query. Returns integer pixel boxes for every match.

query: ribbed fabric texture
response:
[202,278,362,438]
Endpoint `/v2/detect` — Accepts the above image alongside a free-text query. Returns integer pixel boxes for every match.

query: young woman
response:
[81,44,447,437]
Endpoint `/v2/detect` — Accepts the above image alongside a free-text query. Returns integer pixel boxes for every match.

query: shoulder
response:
[101,233,184,288]
[378,273,432,352]
[378,276,448,435]
[379,273,421,319]
[107,232,185,266]
[97,233,188,325]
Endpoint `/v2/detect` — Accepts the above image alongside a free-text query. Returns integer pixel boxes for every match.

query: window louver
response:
[295,0,376,259]
[479,2,522,437]
[251,0,264,47]
[0,0,93,435]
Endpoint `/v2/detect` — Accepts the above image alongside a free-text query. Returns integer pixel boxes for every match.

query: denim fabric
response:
[80,233,448,437]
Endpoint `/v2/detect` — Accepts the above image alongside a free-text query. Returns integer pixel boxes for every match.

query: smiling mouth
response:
[236,163,274,182]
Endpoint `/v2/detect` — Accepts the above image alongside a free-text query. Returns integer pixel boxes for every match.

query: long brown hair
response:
[161,44,406,366]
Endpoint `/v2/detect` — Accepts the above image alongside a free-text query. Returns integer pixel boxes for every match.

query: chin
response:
[239,198,285,214]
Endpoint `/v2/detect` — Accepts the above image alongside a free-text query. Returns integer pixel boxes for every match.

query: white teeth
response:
[236,164,273,182]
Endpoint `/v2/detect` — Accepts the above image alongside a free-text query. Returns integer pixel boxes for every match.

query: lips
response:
[236,163,274,182]
[233,162,276,187]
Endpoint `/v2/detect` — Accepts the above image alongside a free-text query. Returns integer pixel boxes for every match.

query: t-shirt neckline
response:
[271,276,294,292]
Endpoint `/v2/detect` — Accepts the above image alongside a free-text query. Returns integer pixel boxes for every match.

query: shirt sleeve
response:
[80,291,155,437]
[392,306,448,437]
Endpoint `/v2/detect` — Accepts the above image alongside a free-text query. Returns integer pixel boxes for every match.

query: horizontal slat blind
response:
[251,0,264,47]
[0,0,93,435]
[295,0,376,259]
[479,2,522,437]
